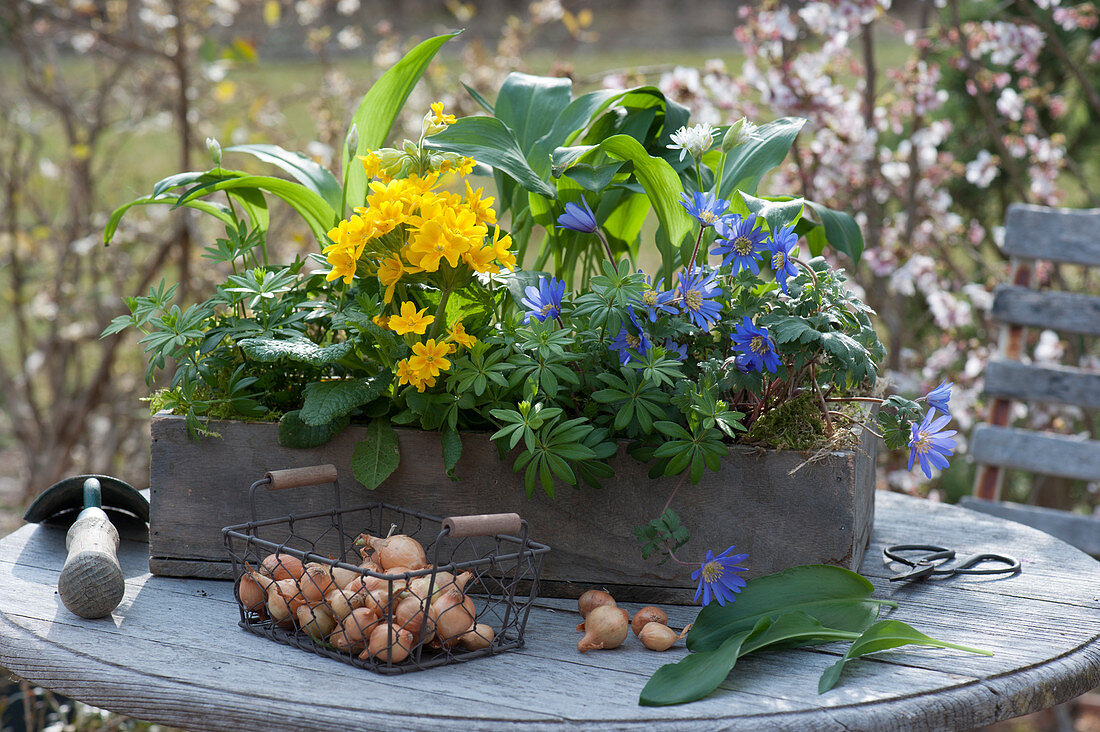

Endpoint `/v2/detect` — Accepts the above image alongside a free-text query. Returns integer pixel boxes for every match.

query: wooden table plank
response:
[1,491,1097,732]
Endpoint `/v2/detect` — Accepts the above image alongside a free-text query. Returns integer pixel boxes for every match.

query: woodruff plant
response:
[103,34,955,584]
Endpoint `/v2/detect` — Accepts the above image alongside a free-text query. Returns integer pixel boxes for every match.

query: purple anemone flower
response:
[635,274,678,323]
[711,213,767,274]
[729,316,781,374]
[924,380,953,415]
[908,409,957,479]
[557,197,598,233]
[609,308,651,364]
[680,191,730,228]
[521,276,566,324]
[768,224,800,295]
[692,544,749,607]
[675,269,723,332]
[663,338,688,362]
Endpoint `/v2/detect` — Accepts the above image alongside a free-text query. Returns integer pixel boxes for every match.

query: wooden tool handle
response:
[58,507,125,619]
[442,513,523,538]
[265,464,339,490]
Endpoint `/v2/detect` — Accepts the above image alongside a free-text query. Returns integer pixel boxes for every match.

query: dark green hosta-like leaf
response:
[687,565,894,653]
[739,192,805,235]
[803,199,864,265]
[300,374,391,426]
[352,418,401,490]
[493,72,573,165]
[239,336,353,366]
[425,116,558,199]
[718,117,807,199]
[343,32,460,211]
[818,620,992,693]
[277,410,350,449]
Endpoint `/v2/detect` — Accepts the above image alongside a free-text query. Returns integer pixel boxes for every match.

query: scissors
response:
[883,544,1021,583]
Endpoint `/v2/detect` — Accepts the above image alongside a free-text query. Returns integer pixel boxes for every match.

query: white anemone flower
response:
[667,123,715,162]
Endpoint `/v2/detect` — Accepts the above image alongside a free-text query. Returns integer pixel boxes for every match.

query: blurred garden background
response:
[0,0,1098,727]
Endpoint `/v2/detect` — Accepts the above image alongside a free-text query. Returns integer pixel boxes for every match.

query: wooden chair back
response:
[962,203,1100,557]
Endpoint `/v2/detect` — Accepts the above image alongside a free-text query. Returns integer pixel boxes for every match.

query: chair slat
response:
[970,425,1100,482]
[982,360,1100,411]
[990,285,1100,336]
[1003,203,1100,266]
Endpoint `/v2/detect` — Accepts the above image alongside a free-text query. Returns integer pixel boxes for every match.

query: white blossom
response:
[666,123,715,162]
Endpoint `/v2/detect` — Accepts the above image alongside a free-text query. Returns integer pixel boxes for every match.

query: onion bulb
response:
[266,579,303,628]
[394,594,434,640]
[329,607,379,653]
[429,578,476,647]
[359,533,427,571]
[298,563,338,604]
[631,606,668,637]
[236,570,273,617]
[577,605,629,652]
[330,565,361,590]
[361,622,413,664]
[458,623,495,651]
[639,622,679,651]
[260,552,305,581]
[345,573,389,595]
[407,571,460,602]
[577,589,616,618]
[325,587,364,621]
[297,602,337,641]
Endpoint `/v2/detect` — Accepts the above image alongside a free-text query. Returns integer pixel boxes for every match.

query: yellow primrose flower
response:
[406,218,470,272]
[407,338,451,379]
[448,321,477,349]
[359,199,406,238]
[430,102,456,127]
[463,243,497,273]
[377,256,404,303]
[464,180,497,225]
[326,215,373,259]
[372,314,389,329]
[457,157,476,177]
[490,227,516,271]
[389,301,434,335]
[359,153,382,180]
[324,247,357,284]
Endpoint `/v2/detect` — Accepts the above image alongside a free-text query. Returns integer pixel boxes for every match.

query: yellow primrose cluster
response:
[321,104,516,393]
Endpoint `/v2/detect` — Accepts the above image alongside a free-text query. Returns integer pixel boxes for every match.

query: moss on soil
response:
[744,393,827,451]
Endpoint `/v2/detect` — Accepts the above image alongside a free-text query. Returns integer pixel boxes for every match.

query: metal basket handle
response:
[442,513,524,538]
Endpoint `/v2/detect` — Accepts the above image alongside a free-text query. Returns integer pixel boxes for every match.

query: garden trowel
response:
[24,474,149,619]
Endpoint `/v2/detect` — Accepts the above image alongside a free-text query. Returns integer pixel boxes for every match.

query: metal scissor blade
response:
[889,563,936,582]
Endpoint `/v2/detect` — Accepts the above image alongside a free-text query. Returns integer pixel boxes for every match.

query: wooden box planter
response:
[149,411,877,603]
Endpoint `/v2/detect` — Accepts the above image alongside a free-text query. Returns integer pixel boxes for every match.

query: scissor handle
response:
[949,552,1021,576]
[883,544,955,566]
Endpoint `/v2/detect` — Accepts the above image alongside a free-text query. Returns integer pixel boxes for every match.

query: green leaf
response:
[639,625,758,706]
[493,72,572,166]
[718,117,806,199]
[277,410,349,448]
[343,32,460,211]
[533,89,621,165]
[177,174,335,242]
[687,565,893,653]
[819,620,992,693]
[224,143,343,211]
[803,199,864,265]
[239,336,353,366]
[300,375,391,426]
[425,116,558,199]
[560,135,694,251]
[462,81,495,115]
[739,193,804,234]
[104,194,234,244]
[441,426,462,480]
[352,418,401,490]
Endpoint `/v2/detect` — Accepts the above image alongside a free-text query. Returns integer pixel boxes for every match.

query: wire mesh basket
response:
[222,464,550,674]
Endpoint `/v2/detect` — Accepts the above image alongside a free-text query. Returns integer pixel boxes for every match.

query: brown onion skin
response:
[631,606,668,637]
[639,622,679,651]
[236,571,271,617]
[459,623,495,651]
[330,607,380,653]
[577,605,629,652]
[577,589,616,618]
[362,623,414,664]
[261,553,305,581]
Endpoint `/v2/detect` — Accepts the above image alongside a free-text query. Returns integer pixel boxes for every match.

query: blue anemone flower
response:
[609,309,651,364]
[924,380,953,415]
[907,409,957,479]
[663,338,688,362]
[675,269,723,332]
[768,224,800,295]
[521,276,566,324]
[711,213,768,274]
[635,274,678,323]
[692,544,749,607]
[729,316,781,373]
[557,197,598,233]
[680,191,730,228]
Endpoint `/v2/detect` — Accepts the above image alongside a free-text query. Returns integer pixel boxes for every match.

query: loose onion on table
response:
[638,622,679,651]
[631,606,668,637]
[577,605,630,652]
[577,589,616,618]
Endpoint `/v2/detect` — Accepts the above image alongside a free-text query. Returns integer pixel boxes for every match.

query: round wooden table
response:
[1,491,1097,731]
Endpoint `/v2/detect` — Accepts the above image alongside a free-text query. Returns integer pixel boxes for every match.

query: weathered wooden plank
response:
[1003,203,1100,266]
[970,425,1100,482]
[982,359,1100,411]
[958,496,1100,557]
[149,411,877,600]
[990,285,1100,336]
